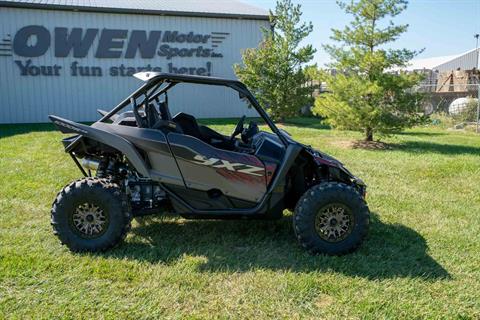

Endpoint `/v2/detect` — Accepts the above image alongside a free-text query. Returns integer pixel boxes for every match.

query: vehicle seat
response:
[158,101,172,121]
[145,103,160,128]
[172,112,206,142]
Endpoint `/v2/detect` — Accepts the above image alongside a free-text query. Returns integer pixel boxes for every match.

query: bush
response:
[453,99,479,123]
[429,112,455,129]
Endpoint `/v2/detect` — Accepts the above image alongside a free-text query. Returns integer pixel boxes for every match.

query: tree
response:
[234,0,315,121]
[313,0,424,141]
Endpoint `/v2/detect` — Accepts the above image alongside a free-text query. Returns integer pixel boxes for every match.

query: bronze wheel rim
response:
[315,203,354,242]
[71,202,109,238]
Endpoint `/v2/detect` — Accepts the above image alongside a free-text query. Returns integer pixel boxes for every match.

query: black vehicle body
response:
[49,72,369,255]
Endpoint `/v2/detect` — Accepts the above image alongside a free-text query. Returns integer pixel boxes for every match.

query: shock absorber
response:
[96,158,109,178]
[106,159,116,176]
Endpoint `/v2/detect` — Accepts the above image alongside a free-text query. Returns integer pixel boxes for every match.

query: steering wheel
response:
[230,115,246,140]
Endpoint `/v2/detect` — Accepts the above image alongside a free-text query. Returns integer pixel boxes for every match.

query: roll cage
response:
[98,72,290,147]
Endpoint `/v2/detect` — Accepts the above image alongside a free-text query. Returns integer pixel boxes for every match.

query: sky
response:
[242,0,480,66]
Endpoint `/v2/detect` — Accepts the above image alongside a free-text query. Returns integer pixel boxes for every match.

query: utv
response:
[49,72,369,255]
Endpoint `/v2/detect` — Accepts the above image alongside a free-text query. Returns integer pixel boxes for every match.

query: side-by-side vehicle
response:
[49,72,370,255]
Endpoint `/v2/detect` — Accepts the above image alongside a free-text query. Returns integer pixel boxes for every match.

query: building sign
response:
[1,25,231,77]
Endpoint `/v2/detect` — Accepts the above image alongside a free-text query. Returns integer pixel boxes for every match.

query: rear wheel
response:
[293,182,369,255]
[51,178,132,252]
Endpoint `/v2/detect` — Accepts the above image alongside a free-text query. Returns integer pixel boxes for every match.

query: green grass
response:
[1,119,479,319]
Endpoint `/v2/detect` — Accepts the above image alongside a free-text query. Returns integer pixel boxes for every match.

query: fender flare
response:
[311,154,367,193]
[49,115,150,177]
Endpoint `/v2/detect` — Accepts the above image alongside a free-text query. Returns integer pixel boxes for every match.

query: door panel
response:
[167,133,267,203]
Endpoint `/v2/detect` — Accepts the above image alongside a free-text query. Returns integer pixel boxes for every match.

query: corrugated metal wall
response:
[435,49,480,72]
[0,7,269,123]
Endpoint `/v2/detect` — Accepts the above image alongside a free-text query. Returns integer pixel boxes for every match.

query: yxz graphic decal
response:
[192,155,264,177]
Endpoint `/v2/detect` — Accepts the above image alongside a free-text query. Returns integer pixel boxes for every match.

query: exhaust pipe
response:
[81,158,100,171]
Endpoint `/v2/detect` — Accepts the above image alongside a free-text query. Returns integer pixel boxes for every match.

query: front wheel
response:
[293,182,369,255]
[51,178,132,252]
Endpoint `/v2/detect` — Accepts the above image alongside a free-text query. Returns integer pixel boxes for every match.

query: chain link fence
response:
[414,82,480,132]
[305,70,480,132]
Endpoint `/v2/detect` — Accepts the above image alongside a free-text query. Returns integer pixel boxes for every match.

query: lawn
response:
[1,118,479,319]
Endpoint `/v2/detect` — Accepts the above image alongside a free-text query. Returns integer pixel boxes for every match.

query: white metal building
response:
[404,48,480,72]
[0,0,269,123]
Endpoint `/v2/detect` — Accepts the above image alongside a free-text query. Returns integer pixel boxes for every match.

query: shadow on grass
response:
[0,123,56,138]
[105,213,449,280]
[282,117,330,130]
[346,139,480,155]
[0,122,98,139]
[394,141,480,155]
[397,131,447,137]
